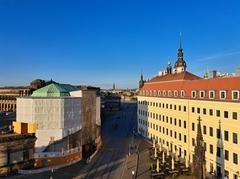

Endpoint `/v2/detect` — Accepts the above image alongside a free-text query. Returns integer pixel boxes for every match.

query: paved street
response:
[9,102,151,179]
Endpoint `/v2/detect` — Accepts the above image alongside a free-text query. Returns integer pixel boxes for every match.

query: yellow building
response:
[137,46,240,179]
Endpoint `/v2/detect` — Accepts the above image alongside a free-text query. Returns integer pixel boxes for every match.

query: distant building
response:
[236,67,240,76]
[0,133,36,176]
[0,79,51,112]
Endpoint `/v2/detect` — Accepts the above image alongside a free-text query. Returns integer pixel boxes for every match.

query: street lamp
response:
[132,170,135,179]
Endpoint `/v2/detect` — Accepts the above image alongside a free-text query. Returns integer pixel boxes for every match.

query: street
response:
[10,101,150,179]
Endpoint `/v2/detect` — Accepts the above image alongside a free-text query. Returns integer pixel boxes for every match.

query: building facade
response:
[0,79,48,112]
[137,46,240,179]
[14,83,101,155]
[0,133,36,176]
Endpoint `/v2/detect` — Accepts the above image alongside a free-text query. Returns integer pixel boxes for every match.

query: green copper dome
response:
[31,83,71,97]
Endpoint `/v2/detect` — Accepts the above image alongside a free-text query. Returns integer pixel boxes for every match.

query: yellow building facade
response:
[138,96,240,178]
[137,46,240,179]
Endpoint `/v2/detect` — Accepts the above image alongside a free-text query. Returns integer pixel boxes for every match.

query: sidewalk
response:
[121,153,138,179]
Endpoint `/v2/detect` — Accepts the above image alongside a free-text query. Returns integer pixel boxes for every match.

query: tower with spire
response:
[139,72,145,89]
[192,116,206,179]
[174,33,187,74]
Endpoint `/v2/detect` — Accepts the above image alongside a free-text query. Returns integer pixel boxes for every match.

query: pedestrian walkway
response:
[122,154,138,179]
[136,149,151,179]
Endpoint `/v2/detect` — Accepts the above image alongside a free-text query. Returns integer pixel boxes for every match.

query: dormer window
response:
[174,90,178,97]
[200,90,205,99]
[168,90,172,97]
[149,90,152,96]
[209,90,215,99]
[220,90,227,100]
[154,90,157,96]
[181,90,186,97]
[146,90,149,96]
[163,90,166,96]
[142,90,145,95]
[232,90,239,100]
[158,90,161,96]
[191,90,197,98]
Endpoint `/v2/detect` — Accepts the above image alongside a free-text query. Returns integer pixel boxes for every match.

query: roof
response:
[147,71,202,83]
[141,75,240,101]
[31,83,72,97]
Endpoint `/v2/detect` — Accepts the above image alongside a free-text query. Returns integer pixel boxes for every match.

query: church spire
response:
[139,71,145,89]
[174,33,187,73]
[193,116,206,179]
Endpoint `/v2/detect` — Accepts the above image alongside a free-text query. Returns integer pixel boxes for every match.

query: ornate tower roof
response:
[174,33,187,73]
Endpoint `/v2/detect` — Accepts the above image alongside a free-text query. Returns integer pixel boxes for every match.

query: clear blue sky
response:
[0,0,240,89]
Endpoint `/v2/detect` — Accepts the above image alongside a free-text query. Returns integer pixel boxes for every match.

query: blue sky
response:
[0,0,240,89]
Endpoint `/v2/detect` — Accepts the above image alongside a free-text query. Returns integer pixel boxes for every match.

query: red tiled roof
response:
[141,74,240,101]
[148,71,202,83]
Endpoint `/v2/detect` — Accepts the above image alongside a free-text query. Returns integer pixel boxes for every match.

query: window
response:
[209,109,213,116]
[192,138,195,146]
[224,111,228,118]
[184,106,186,112]
[153,90,156,96]
[179,105,181,111]
[158,90,161,96]
[203,125,207,135]
[181,90,185,97]
[168,90,172,97]
[232,90,239,100]
[174,118,177,126]
[216,110,220,117]
[174,132,177,139]
[192,107,195,113]
[163,90,166,96]
[170,117,172,124]
[170,104,172,109]
[209,90,215,99]
[209,127,213,136]
[184,121,186,129]
[203,108,206,115]
[233,133,238,144]
[210,144,213,154]
[192,123,195,131]
[224,131,229,141]
[197,107,200,114]
[191,90,197,98]
[200,90,205,99]
[174,90,178,97]
[179,133,181,141]
[220,90,227,99]
[225,150,229,161]
[179,119,181,127]
[233,112,238,120]
[233,153,238,164]
[184,135,187,143]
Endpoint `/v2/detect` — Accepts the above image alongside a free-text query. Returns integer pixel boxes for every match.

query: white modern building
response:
[14,83,101,152]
